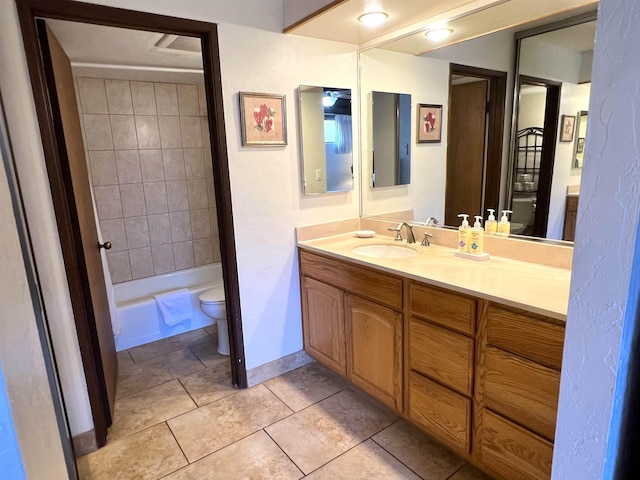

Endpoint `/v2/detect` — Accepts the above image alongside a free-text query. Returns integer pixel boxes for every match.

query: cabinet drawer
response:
[409,318,473,396]
[480,410,553,480]
[299,250,403,310]
[408,371,470,454]
[409,282,476,336]
[487,306,565,370]
[484,347,560,441]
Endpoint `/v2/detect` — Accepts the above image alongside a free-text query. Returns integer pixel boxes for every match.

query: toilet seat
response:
[199,286,225,304]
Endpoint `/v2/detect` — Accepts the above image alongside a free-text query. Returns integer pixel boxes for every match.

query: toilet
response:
[198,286,229,355]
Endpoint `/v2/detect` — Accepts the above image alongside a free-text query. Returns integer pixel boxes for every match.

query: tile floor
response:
[77,328,494,479]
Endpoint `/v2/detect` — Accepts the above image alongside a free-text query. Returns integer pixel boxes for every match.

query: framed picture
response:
[417,104,443,143]
[239,92,287,146]
[560,114,575,142]
[577,137,585,153]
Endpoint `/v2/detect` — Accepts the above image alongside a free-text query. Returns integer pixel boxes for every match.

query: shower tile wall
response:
[76,77,220,283]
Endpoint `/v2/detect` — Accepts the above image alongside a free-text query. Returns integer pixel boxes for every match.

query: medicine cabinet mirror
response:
[573,110,588,169]
[298,85,353,195]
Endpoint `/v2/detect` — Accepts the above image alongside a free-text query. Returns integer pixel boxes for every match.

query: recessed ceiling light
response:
[357,12,388,27]
[425,27,454,41]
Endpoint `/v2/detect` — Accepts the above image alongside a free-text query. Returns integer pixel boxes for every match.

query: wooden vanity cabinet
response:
[562,195,579,241]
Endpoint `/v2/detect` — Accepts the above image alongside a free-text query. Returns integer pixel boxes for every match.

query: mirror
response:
[359,7,596,242]
[298,85,353,195]
[371,91,412,187]
[573,110,588,169]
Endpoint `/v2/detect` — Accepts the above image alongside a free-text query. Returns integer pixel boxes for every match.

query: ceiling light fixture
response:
[357,12,388,27]
[425,27,454,41]
[323,95,337,107]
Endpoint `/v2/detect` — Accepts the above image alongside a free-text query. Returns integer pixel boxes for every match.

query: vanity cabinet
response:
[562,195,579,241]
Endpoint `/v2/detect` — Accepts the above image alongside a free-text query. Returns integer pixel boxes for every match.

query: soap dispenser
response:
[470,216,484,255]
[497,210,513,235]
[457,214,471,253]
[485,209,497,236]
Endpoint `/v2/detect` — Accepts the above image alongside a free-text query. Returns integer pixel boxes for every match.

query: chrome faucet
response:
[425,217,439,227]
[421,232,433,247]
[388,222,416,243]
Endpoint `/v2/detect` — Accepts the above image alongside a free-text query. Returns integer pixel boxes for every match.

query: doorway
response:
[444,64,507,226]
[17,0,246,451]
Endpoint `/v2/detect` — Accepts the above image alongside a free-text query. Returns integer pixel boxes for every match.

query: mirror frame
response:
[573,110,588,170]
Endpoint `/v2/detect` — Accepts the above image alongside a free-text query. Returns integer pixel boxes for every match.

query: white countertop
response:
[298,233,571,321]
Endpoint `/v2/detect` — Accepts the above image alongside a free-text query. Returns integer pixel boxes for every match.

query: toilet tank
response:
[512,196,536,227]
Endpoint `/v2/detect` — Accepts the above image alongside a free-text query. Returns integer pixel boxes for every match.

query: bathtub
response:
[113,263,223,351]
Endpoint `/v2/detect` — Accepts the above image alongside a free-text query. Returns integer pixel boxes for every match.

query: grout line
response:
[165,421,190,466]
[369,421,432,480]
[262,428,305,477]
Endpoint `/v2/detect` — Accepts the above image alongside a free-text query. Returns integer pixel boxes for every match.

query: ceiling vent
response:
[154,34,201,53]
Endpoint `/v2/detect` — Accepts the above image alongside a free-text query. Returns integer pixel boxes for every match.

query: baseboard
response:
[246,350,314,387]
[72,429,97,457]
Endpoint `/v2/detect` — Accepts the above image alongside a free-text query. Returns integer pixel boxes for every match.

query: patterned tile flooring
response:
[77,328,493,479]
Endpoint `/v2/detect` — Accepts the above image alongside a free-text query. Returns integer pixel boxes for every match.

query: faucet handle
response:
[421,232,433,247]
[387,227,403,242]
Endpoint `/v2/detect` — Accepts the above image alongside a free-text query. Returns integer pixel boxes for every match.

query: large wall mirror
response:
[359,3,597,243]
[298,85,353,195]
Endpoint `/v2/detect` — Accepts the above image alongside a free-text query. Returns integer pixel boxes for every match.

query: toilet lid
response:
[199,285,225,304]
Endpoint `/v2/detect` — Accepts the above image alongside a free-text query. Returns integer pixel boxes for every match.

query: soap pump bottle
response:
[485,209,497,236]
[497,210,513,235]
[457,214,471,253]
[470,216,484,255]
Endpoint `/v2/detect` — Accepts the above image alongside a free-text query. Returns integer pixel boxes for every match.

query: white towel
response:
[154,289,193,326]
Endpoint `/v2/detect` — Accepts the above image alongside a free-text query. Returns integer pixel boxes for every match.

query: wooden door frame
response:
[449,64,507,216]
[17,0,247,447]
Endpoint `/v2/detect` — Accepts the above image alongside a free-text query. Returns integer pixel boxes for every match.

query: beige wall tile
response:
[89,150,117,186]
[147,213,172,246]
[162,149,186,180]
[83,114,113,150]
[167,180,189,213]
[152,244,176,274]
[143,182,169,214]
[134,115,161,149]
[190,209,211,239]
[94,185,123,220]
[99,218,127,252]
[155,83,179,115]
[200,116,210,148]
[184,149,205,179]
[105,79,133,114]
[159,116,182,148]
[197,84,207,116]
[187,179,208,210]
[131,81,157,115]
[129,247,154,280]
[115,150,142,184]
[206,178,216,208]
[77,77,108,114]
[193,237,214,266]
[203,148,213,177]
[180,116,203,148]
[139,150,164,182]
[212,236,221,262]
[120,184,146,218]
[209,208,219,236]
[173,241,195,270]
[106,250,132,283]
[170,211,192,242]
[124,216,150,249]
[110,115,138,150]
[177,84,199,116]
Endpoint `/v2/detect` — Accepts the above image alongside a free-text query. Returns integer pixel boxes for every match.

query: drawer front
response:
[480,410,553,480]
[487,306,565,369]
[409,317,474,396]
[299,250,403,310]
[484,347,560,441]
[408,371,470,454]
[409,282,476,336]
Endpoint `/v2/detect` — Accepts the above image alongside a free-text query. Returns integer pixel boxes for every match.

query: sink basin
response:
[352,244,418,259]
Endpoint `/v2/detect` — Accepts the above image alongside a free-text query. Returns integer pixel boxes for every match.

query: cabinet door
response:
[301,276,346,376]
[345,294,402,410]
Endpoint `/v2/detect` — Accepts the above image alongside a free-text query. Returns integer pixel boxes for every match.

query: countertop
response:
[298,233,571,321]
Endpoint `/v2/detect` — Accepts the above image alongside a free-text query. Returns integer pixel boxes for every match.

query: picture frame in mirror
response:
[239,92,287,146]
[559,114,575,142]
[417,104,443,143]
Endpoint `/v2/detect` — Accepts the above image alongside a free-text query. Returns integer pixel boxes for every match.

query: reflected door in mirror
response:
[372,91,411,187]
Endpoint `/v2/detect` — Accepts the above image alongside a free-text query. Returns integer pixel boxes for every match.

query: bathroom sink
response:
[352,244,418,259]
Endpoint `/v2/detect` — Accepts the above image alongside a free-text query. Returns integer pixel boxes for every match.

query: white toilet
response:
[198,286,229,355]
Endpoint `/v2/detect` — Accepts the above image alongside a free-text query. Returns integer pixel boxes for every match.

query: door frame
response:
[17,0,247,447]
[448,64,508,216]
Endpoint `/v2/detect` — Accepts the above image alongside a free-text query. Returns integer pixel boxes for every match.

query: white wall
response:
[552,0,640,477]
[520,36,582,84]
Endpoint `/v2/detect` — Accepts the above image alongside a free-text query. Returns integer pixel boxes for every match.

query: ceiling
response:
[286,0,599,55]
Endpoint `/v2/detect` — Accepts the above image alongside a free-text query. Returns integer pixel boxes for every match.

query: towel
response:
[154,289,193,326]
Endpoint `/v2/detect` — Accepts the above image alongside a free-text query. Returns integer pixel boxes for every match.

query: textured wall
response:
[552,0,640,477]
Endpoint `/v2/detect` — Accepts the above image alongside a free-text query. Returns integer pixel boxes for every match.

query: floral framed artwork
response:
[239,92,287,146]
[560,114,575,142]
[417,104,443,143]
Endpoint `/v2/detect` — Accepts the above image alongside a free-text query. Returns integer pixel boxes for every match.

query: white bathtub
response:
[113,264,223,351]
